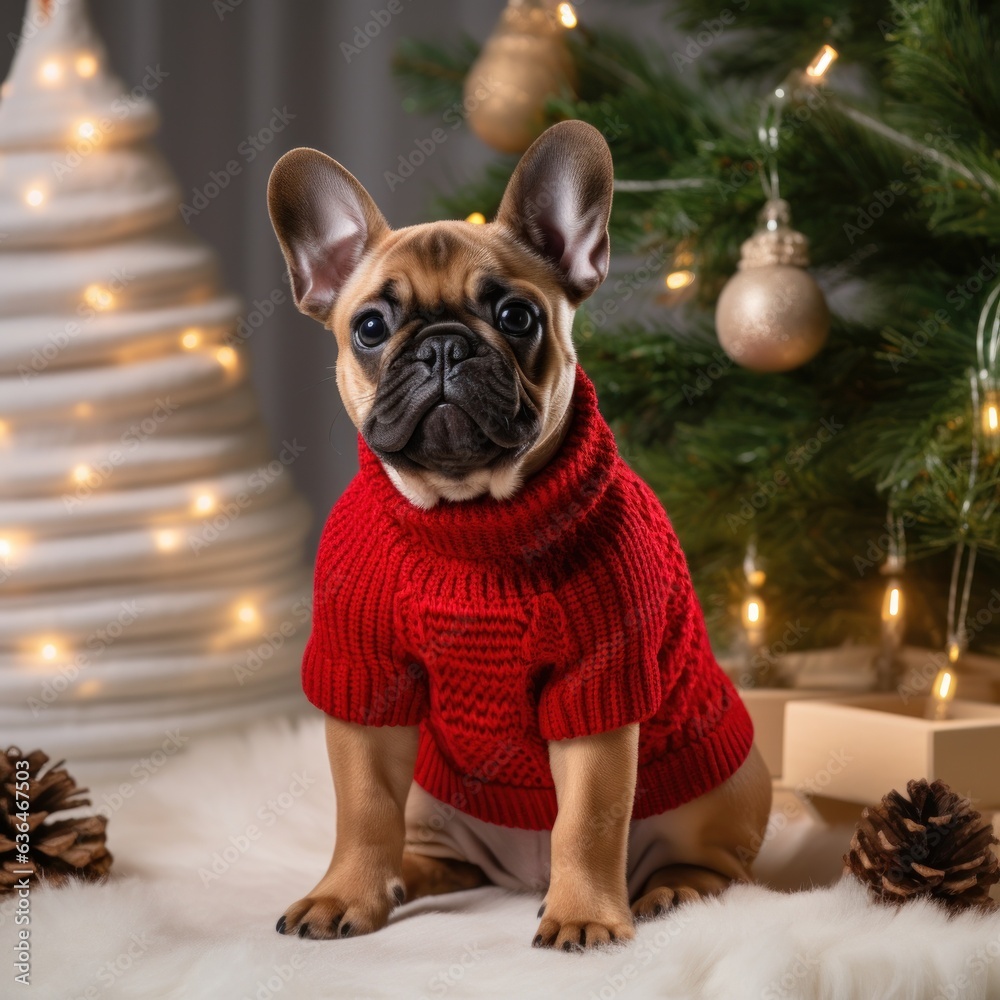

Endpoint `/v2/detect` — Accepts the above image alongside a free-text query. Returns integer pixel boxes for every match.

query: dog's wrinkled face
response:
[267,121,614,508]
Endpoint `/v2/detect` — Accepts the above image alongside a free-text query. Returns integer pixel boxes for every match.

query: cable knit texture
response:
[302,367,753,830]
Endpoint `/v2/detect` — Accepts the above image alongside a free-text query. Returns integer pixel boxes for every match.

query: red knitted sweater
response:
[302,367,753,830]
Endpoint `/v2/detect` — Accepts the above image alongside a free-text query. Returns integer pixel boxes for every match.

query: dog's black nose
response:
[414,322,473,372]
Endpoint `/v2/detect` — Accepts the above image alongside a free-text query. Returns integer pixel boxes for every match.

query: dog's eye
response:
[497,303,535,336]
[355,314,388,348]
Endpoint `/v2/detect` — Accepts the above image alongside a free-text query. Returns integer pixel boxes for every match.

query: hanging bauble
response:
[715,199,830,372]
[464,0,576,154]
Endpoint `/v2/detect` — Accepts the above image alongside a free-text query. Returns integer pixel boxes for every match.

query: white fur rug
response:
[5,714,1000,1000]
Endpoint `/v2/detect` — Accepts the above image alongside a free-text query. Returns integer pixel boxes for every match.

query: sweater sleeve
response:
[535,575,666,742]
[534,472,684,741]
[300,491,428,727]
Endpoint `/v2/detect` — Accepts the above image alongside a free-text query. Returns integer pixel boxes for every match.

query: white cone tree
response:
[0,0,312,759]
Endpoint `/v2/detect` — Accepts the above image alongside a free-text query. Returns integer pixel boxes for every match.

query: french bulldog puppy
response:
[267,121,771,951]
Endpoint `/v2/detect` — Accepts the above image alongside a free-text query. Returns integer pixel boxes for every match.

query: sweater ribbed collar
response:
[356,366,618,561]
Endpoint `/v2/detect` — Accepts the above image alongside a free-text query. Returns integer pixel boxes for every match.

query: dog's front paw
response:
[532,894,634,951]
[276,876,405,941]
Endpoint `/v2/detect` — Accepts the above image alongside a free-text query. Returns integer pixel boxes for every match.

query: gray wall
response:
[0,0,669,552]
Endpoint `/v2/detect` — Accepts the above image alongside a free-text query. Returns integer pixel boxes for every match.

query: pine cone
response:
[845,778,999,913]
[0,747,112,894]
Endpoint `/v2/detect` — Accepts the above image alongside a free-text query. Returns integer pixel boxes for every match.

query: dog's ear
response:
[495,120,614,303]
[267,148,389,321]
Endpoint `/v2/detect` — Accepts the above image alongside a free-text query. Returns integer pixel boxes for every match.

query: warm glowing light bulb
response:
[72,463,92,484]
[934,668,954,702]
[40,643,58,661]
[83,284,115,311]
[215,346,238,370]
[465,212,487,225]
[743,598,763,627]
[193,493,216,514]
[665,270,695,291]
[24,187,46,208]
[39,60,63,85]
[881,580,904,622]
[237,604,257,624]
[557,2,578,28]
[155,529,180,552]
[983,396,999,442]
[0,539,11,561]
[180,329,202,350]
[947,640,961,665]
[75,54,98,78]
[76,679,101,698]
[77,120,96,140]
[806,44,838,79]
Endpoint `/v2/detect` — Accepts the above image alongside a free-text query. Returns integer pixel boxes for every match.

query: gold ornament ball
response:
[715,264,830,372]
[464,6,575,154]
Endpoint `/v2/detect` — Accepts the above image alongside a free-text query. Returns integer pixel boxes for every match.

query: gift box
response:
[782,695,1000,810]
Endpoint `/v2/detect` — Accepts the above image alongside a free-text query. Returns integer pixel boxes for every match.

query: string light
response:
[72,463,93,485]
[0,538,11,562]
[929,665,958,721]
[76,120,96,140]
[982,388,999,449]
[556,3,578,29]
[742,598,763,626]
[805,44,838,80]
[40,643,58,662]
[39,59,63,85]
[83,284,115,311]
[237,603,257,624]
[24,187,46,208]
[155,529,180,552]
[976,286,1000,452]
[665,270,695,291]
[215,346,238,370]
[75,54,98,78]
[881,581,904,623]
[180,329,202,350]
[193,493,216,514]
[465,212,487,225]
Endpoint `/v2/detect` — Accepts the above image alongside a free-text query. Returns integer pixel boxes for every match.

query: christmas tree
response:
[395,0,1000,678]
[0,0,313,759]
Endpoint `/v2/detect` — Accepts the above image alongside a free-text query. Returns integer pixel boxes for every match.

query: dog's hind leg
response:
[628,744,772,921]
[401,851,490,901]
[631,863,735,919]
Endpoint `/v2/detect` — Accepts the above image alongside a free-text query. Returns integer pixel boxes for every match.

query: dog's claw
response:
[340,922,353,938]
[537,903,546,918]
[275,916,287,935]
[392,885,405,906]
[532,934,543,948]
[298,923,311,939]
